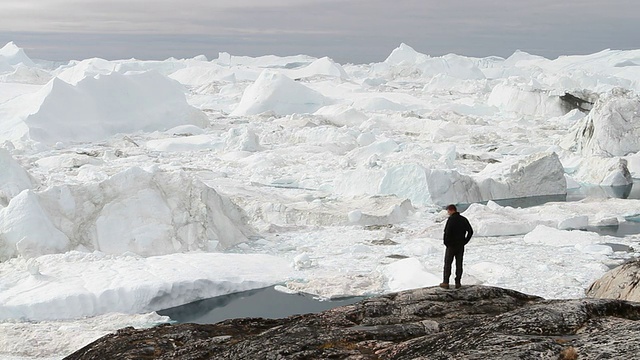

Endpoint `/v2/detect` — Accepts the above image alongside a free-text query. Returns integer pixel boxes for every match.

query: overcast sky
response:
[1,0,639,63]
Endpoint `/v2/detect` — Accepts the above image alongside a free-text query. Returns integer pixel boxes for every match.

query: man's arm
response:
[464,218,473,244]
[443,218,451,243]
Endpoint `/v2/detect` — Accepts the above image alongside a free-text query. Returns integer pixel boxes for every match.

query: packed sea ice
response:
[1,41,640,358]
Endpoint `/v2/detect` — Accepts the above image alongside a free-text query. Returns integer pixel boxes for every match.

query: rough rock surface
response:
[65,285,640,359]
[587,258,640,302]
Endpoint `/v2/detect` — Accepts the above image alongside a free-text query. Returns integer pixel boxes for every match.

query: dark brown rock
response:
[65,285,640,360]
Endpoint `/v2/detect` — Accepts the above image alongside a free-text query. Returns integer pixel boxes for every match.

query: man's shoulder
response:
[453,213,467,220]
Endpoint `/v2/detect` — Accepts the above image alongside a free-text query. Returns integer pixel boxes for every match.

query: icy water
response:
[157,286,366,324]
[455,182,639,211]
[567,182,640,202]
[472,182,639,209]
[453,182,640,237]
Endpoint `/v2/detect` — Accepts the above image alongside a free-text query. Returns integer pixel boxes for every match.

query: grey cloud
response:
[1,0,638,63]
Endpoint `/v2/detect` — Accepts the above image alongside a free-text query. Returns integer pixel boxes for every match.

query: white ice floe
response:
[523,225,604,247]
[231,70,330,116]
[564,156,633,186]
[566,88,640,157]
[54,58,118,85]
[0,312,168,359]
[168,63,241,87]
[335,152,565,207]
[380,257,441,292]
[626,153,640,178]
[283,57,349,80]
[461,199,640,237]
[0,64,53,85]
[383,43,485,80]
[55,57,189,85]
[488,78,564,117]
[0,148,34,203]
[0,71,208,146]
[254,194,413,227]
[0,57,13,74]
[0,251,292,321]
[314,104,369,127]
[215,52,316,68]
[0,190,70,261]
[146,134,224,152]
[0,167,255,260]
[475,152,567,200]
[0,42,35,67]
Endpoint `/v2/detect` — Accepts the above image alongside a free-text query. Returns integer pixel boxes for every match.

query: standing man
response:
[440,204,473,289]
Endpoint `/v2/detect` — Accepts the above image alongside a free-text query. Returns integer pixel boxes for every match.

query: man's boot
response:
[455,282,462,289]
[439,283,450,289]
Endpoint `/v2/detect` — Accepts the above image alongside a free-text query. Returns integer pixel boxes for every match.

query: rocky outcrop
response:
[65,285,640,360]
[587,258,640,302]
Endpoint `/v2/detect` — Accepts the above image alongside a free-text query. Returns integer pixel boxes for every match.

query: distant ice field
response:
[2,41,640,358]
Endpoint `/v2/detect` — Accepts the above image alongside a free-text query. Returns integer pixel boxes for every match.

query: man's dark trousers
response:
[443,246,464,284]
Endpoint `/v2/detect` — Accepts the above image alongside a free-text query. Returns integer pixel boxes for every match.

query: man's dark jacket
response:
[443,212,473,248]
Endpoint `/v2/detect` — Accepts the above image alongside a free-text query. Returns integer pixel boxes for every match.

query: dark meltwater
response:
[453,182,640,237]
[157,286,366,324]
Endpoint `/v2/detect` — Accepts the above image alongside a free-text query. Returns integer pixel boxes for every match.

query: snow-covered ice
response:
[0,148,34,203]
[0,252,292,321]
[566,88,640,157]
[230,70,330,116]
[0,71,207,146]
[2,41,640,359]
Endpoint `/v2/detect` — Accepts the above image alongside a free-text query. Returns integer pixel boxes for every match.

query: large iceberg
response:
[0,42,35,67]
[565,156,633,186]
[0,167,255,260]
[488,78,564,117]
[565,88,640,157]
[0,190,70,260]
[231,70,329,116]
[284,57,349,80]
[476,152,567,200]
[383,43,485,80]
[0,71,208,146]
[337,152,565,207]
